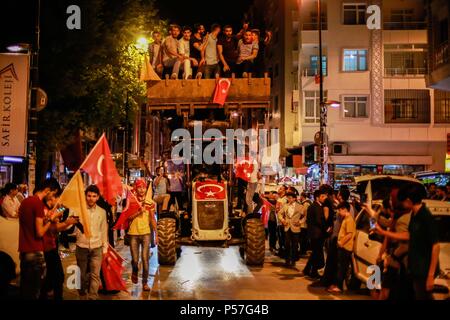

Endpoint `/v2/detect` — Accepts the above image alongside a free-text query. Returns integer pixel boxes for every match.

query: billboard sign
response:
[0,53,29,157]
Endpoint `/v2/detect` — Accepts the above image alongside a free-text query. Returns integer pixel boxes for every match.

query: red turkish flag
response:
[235,156,254,182]
[194,181,227,200]
[101,244,128,292]
[81,133,123,205]
[212,78,231,106]
[113,189,142,230]
[261,197,273,228]
[315,74,321,84]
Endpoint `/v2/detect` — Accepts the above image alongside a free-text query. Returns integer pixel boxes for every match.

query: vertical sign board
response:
[0,53,29,157]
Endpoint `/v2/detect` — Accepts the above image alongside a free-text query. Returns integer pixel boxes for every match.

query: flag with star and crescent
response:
[81,133,123,205]
[194,181,227,200]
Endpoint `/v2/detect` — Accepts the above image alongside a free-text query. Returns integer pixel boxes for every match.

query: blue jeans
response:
[130,234,151,284]
[20,252,46,300]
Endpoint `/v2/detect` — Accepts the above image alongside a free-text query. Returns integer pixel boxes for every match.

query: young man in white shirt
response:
[74,185,108,300]
[178,26,194,79]
[1,183,20,219]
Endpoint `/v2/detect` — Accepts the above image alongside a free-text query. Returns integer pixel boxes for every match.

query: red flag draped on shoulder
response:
[113,188,141,230]
[81,133,123,205]
[212,78,231,106]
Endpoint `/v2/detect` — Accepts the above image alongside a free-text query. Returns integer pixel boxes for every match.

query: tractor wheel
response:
[157,218,177,265]
[244,218,265,266]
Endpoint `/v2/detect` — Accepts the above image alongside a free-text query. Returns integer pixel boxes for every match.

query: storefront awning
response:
[329,155,433,165]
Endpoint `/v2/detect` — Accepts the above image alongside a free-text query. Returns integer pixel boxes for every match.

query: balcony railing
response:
[384,67,426,77]
[433,41,449,69]
[385,101,430,124]
[383,21,426,30]
[302,68,327,77]
[302,22,328,30]
[434,90,450,124]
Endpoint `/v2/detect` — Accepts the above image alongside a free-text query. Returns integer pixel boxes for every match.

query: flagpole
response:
[78,132,106,170]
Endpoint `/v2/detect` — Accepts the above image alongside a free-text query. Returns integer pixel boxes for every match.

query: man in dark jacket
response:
[302,188,328,278]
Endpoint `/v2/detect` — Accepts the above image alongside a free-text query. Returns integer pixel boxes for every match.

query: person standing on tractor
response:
[153,167,171,214]
[127,179,157,291]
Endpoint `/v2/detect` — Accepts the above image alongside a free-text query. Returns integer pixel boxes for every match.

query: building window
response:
[391,9,413,24]
[343,49,368,71]
[310,55,327,76]
[343,96,368,118]
[343,3,367,25]
[384,89,430,123]
[435,90,450,124]
[384,44,427,76]
[303,90,327,123]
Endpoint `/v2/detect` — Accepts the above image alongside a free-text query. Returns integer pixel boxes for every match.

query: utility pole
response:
[124,91,130,184]
[318,0,328,184]
[28,0,41,192]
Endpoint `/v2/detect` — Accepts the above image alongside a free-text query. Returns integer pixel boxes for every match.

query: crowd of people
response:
[0,172,443,300]
[425,182,450,201]
[0,169,187,300]
[250,180,441,300]
[149,21,272,80]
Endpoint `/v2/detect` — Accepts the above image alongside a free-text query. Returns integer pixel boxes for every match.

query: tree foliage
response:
[38,0,167,160]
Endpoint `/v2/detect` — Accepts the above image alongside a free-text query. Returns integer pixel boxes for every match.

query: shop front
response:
[329,154,430,189]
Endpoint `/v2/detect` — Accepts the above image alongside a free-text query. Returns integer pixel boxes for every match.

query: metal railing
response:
[433,41,449,69]
[384,101,431,124]
[302,22,328,30]
[383,21,426,30]
[384,67,426,77]
[302,68,327,77]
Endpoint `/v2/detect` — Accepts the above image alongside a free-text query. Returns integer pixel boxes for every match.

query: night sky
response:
[0,0,254,50]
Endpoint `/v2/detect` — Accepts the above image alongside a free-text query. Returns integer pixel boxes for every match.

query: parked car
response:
[348,175,450,299]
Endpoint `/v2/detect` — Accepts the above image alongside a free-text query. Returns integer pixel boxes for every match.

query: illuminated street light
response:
[6,43,31,53]
[136,37,149,51]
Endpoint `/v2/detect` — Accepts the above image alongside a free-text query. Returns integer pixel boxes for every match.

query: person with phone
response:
[18,178,62,299]
[41,191,78,300]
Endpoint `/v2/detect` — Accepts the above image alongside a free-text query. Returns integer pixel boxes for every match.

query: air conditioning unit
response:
[332,143,348,155]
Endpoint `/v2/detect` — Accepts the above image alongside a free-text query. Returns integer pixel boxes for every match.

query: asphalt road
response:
[61,241,372,300]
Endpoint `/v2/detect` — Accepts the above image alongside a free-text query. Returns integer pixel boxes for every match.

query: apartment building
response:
[427,0,450,91]
[250,0,450,187]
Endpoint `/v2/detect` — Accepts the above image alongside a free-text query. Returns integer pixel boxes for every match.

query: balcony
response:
[384,90,431,124]
[383,21,426,30]
[302,68,327,77]
[384,67,426,77]
[434,90,450,124]
[433,41,449,70]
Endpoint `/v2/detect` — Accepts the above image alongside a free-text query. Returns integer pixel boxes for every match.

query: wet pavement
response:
[61,241,372,300]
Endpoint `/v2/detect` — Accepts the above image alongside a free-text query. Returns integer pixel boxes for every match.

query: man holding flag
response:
[72,185,108,300]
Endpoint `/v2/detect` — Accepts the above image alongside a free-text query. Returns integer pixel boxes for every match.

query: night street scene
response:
[1,0,450,309]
